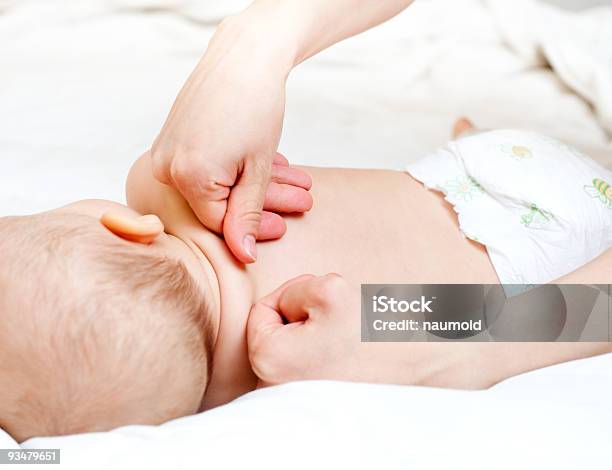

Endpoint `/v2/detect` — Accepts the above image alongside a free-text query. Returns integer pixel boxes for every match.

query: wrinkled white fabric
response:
[10,353,612,470]
[1,0,611,216]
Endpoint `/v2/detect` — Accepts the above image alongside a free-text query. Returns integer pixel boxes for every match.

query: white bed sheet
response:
[1,0,611,467]
[0,353,609,470]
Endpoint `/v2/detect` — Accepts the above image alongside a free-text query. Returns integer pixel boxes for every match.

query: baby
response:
[1,119,611,441]
[0,204,214,441]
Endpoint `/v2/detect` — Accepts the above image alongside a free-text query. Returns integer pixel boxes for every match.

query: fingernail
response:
[243,235,257,261]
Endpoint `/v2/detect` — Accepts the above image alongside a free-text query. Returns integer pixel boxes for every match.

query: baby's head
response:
[0,201,216,442]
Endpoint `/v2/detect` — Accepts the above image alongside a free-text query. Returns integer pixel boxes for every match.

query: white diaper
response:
[406,130,612,286]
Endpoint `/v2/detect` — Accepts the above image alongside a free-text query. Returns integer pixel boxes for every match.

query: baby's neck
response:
[187,227,259,409]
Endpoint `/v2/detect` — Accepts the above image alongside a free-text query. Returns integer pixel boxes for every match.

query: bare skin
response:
[125,120,611,410]
[250,166,498,298]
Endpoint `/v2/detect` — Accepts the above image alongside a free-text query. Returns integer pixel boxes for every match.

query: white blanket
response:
[0,0,610,216]
[1,354,610,470]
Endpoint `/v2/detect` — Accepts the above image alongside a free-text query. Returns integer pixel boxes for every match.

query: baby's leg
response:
[555,248,612,284]
[452,117,477,138]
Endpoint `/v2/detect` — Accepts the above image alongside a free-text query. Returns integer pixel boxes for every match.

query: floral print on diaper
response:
[442,176,483,202]
[520,204,554,229]
[584,178,612,209]
[500,144,533,161]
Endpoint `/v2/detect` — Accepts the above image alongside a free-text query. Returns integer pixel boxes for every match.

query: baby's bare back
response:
[249,167,500,298]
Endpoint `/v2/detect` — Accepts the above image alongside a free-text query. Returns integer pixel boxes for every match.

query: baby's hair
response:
[0,212,214,442]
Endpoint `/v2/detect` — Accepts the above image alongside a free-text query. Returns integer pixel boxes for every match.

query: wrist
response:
[403,343,497,390]
[214,2,304,76]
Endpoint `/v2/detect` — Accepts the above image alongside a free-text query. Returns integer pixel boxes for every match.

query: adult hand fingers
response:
[271,163,312,190]
[264,182,313,214]
[277,274,347,323]
[257,211,286,241]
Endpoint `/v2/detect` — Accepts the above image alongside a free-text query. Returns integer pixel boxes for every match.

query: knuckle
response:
[248,154,273,181]
[170,155,230,200]
[150,139,162,161]
[150,148,171,183]
[314,291,333,308]
[199,178,231,200]
[322,275,343,291]
[326,274,347,289]
[325,272,343,280]
[311,287,333,308]
[151,161,169,184]
[315,276,346,305]
[230,208,262,226]
[169,156,194,188]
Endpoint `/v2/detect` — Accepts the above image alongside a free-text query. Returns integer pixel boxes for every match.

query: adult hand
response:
[247,274,612,390]
[247,274,572,390]
[247,274,366,386]
[151,16,312,264]
[150,0,418,263]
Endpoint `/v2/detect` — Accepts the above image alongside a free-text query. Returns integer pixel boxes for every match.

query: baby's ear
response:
[100,211,164,244]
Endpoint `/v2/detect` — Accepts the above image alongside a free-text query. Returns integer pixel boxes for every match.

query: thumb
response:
[247,274,315,344]
[278,274,346,322]
[224,155,272,263]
